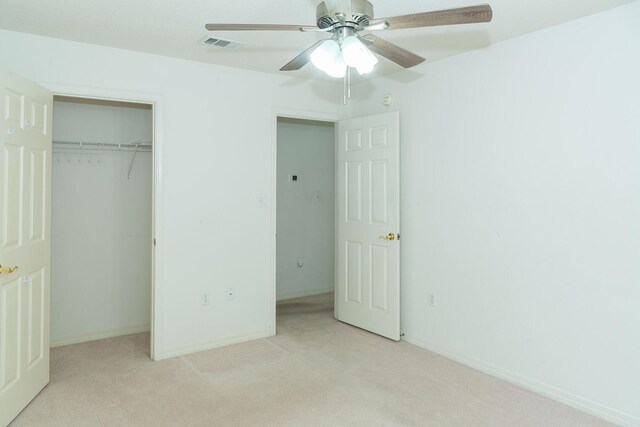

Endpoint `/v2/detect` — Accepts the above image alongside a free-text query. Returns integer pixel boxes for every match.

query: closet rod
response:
[52,139,152,151]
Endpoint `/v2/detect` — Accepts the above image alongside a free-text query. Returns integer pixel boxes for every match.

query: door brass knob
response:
[0,265,19,274]
[379,233,395,241]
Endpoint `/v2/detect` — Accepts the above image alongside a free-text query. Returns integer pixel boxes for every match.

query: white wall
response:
[276,118,334,301]
[351,3,640,424]
[51,99,152,345]
[0,29,346,358]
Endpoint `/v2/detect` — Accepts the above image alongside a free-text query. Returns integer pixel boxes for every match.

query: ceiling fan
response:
[205,0,493,78]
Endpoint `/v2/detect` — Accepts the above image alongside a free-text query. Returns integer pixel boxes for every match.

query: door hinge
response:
[153,238,157,247]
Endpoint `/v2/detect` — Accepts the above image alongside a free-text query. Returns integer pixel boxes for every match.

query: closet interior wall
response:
[51,97,152,346]
[276,118,335,301]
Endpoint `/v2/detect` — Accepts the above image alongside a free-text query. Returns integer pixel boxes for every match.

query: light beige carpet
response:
[11,293,612,426]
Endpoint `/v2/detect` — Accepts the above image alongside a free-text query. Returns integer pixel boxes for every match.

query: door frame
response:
[39,82,165,361]
[269,108,342,335]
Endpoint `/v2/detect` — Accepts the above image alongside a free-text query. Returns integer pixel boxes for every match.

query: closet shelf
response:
[52,139,152,152]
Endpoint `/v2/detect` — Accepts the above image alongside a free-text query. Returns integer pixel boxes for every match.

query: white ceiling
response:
[0,0,634,81]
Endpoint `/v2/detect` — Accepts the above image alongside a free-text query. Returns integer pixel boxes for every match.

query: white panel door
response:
[0,68,52,426]
[336,112,400,340]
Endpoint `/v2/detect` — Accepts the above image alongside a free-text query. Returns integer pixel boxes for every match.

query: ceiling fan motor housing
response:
[316,0,374,29]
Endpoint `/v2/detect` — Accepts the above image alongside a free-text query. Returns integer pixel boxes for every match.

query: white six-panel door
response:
[336,112,400,341]
[0,68,52,426]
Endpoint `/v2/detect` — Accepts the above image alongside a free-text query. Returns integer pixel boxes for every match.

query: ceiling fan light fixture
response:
[310,39,340,73]
[354,46,378,75]
[310,36,377,77]
[355,59,375,75]
[341,36,368,67]
[325,51,347,78]
[310,39,347,78]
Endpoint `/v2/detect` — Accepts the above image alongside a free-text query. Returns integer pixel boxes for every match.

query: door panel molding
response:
[0,68,52,427]
[336,111,400,341]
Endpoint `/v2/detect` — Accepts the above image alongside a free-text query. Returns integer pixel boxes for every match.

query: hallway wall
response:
[276,118,335,301]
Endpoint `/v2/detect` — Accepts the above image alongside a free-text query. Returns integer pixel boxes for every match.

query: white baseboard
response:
[160,329,272,360]
[276,287,334,301]
[401,334,639,427]
[51,324,150,348]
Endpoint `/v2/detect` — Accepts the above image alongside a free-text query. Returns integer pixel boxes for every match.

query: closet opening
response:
[50,96,154,357]
[275,117,336,334]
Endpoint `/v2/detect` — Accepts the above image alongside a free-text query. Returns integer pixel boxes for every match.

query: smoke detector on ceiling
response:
[200,36,244,49]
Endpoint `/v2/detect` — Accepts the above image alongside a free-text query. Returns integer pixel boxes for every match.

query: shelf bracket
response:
[127,143,140,180]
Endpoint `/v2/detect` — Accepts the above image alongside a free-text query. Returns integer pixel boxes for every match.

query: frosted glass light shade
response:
[355,48,378,75]
[341,36,367,67]
[310,37,375,78]
[325,52,346,78]
[341,36,378,75]
[311,40,340,72]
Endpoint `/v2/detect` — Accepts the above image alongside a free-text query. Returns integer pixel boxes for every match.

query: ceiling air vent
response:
[201,36,244,49]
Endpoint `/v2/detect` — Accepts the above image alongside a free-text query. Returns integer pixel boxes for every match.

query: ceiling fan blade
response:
[280,40,328,71]
[205,23,317,32]
[361,34,425,68]
[372,4,493,30]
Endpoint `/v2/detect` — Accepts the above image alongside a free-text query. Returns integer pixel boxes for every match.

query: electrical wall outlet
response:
[201,293,211,305]
[225,287,235,301]
[429,293,436,307]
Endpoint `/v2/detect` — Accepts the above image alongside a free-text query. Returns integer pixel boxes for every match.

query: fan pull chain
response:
[343,70,347,105]
[343,68,352,105]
